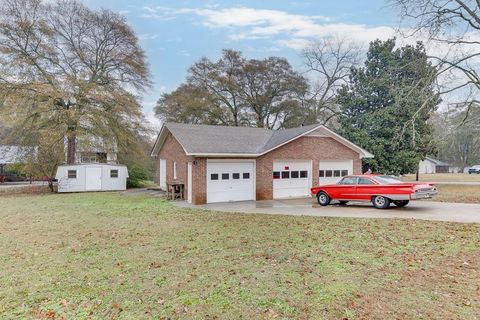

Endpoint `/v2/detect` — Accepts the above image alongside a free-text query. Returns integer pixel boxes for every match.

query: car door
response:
[354,177,377,200]
[334,176,358,200]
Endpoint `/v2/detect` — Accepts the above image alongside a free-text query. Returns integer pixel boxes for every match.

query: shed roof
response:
[424,156,451,166]
[151,123,374,158]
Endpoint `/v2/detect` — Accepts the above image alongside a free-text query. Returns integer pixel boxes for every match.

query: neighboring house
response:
[0,145,28,174]
[67,135,118,164]
[418,156,460,174]
[151,123,374,205]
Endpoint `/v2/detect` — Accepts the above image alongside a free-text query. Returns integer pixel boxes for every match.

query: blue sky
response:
[82,0,400,128]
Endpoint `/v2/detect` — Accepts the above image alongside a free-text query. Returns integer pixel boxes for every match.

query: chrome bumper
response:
[410,190,438,200]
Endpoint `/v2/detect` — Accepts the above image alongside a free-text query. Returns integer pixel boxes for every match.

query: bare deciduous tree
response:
[391,0,480,98]
[0,0,151,164]
[303,36,362,126]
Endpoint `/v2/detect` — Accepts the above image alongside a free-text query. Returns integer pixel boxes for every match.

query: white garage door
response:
[207,161,255,203]
[273,161,311,199]
[319,160,353,185]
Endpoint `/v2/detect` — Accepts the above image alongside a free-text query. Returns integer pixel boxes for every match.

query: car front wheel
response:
[393,200,409,207]
[372,195,390,209]
[317,192,331,206]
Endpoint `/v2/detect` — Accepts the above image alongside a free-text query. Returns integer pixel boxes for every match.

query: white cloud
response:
[138,33,159,40]
[140,6,393,50]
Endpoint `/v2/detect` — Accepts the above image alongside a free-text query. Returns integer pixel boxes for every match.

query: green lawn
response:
[0,193,479,319]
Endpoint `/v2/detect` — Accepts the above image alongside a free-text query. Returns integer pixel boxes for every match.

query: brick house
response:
[151,123,373,205]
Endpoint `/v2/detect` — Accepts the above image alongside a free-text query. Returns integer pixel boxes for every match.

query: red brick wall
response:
[154,132,193,198]
[255,136,362,200]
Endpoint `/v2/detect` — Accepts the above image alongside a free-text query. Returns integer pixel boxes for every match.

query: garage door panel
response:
[273,161,311,199]
[207,162,255,203]
[319,160,353,185]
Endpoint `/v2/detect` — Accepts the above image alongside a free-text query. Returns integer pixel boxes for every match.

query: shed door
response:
[85,167,102,191]
[207,161,255,203]
[273,161,311,199]
[319,160,353,185]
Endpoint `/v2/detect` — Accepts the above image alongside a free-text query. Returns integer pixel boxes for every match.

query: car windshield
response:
[374,175,403,184]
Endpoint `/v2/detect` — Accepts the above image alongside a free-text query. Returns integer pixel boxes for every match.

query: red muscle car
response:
[311,174,437,209]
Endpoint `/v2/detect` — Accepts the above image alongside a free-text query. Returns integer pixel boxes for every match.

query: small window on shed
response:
[291,171,299,178]
[300,170,308,178]
[110,169,119,178]
[67,170,77,179]
[281,171,290,179]
[222,173,229,180]
[333,170,341,177]
[341,170,348,177]
[319,170,325,177]
[211,173,219,180]
[325,170,333,177]
[243,172,250,179]
[273,171,280,179]
[232,173,240,179]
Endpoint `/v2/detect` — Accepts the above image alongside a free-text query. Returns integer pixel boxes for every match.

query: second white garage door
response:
[273,161,312,199]
[207,161,255,203]
[319,160,353,185]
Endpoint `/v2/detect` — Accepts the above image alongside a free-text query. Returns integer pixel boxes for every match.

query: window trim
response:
[173,161,177,180]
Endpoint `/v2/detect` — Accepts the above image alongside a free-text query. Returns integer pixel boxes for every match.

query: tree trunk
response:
[415,165,419,181]
[67,134,76,164]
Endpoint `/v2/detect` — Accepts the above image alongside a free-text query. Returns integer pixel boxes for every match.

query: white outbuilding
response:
[55,163,128,193]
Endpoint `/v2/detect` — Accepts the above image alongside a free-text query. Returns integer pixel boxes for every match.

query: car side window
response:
[358,177,375,185]
[338,177,357,185]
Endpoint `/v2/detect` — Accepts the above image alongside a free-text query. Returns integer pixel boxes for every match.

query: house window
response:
[173,161,177,180]
[291,171,299,178]
[281,171,290,179]
[232,173,240,179]
[222,173,229,180]
[110,169,118,178]
[243,172,250,179]
[341,170,348,176]
[273,171,280,179]
[300,170,308,178]
[211,173,218,180]
[67,170,77,179]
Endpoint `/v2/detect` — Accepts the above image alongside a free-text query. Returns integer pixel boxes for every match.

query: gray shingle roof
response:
[151,122,374,158]
[164,123,320,154]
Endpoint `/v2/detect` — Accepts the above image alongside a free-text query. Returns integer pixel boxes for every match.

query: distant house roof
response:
[151,123,374,158]
[0,145,25,164]
[424,156,451,166]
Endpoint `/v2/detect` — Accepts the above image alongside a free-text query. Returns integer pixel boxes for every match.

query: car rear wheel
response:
[317,192,331,206]
[393,200,409,207]
[372,196,390,209]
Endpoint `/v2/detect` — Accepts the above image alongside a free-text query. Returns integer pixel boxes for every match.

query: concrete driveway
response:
[175,198,480,223]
